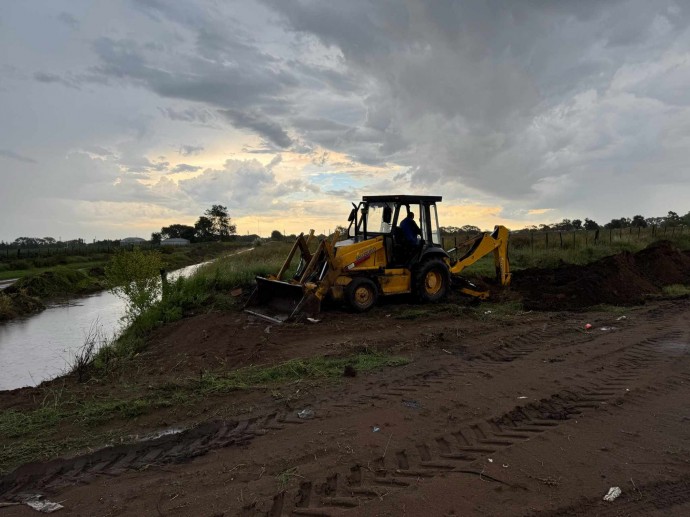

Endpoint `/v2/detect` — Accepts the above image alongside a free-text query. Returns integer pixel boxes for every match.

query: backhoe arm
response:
[449,225,511,286]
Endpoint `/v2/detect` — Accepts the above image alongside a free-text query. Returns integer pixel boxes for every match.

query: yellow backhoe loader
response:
[244,195,510,323]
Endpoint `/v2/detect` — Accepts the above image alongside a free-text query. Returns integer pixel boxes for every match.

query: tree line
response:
[152,205,237,244]
[440,210,689,235]
[520,210,689,233]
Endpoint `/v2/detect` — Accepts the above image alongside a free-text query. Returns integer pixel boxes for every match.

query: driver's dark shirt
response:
[399,217,420,244]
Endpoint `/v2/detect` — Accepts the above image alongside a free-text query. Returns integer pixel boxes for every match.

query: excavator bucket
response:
[243,231,325,323]
[244,277,313,324]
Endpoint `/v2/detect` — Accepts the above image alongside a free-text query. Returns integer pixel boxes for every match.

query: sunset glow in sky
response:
[2,1,689,240]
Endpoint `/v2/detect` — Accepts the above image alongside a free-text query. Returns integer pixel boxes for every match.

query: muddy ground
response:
[1,244,689,516]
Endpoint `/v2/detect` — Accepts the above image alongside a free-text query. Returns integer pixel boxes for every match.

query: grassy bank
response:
[0,242,248,322]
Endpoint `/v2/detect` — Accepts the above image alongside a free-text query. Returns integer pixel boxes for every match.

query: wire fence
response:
[441,225,687,254]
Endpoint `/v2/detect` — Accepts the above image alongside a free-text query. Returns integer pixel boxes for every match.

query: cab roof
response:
[362,195,442,203]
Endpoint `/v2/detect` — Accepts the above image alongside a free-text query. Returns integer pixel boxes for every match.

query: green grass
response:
[0,259,108,281]
[198,352,409,393]
[276,467,301,488]
[194,241,297,286]
[662,284,690,297]
[8,267,103,298]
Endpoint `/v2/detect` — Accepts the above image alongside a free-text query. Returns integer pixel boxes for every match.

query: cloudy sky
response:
[1,0,689,241]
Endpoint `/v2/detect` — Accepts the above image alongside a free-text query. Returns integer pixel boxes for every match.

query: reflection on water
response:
[0,261,212,391]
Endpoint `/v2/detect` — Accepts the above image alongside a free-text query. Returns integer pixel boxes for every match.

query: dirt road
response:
[1,295,689,516]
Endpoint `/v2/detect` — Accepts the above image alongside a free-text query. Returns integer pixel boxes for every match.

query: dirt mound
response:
[0,291,44,321]
[634,240,690,285]
[512,241,690,310]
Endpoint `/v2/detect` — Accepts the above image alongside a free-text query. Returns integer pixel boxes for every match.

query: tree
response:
[555,219,573,231]
[150,232,161,244]
[204,204,236,239]
[194,216,214,241]
[161,224,195,241]
[460,225,481,233]
[271,230,284,240]
[583,218,599,230]
[631,215,647,228]
[572,219,582,230]
[666,211,681,227]
[605,217,630,229]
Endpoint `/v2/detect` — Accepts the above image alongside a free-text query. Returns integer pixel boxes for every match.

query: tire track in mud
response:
[531,477,690,516]
[0,412,306,499]
[242,331,689,516]
[327,321,600,412]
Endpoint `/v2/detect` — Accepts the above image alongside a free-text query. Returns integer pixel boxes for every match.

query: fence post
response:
[545,232,548,249]
[530,231,534,252]
[559,232,563,249]
[609,229,612,243]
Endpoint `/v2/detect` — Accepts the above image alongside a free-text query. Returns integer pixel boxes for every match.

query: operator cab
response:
[340,195,445,266]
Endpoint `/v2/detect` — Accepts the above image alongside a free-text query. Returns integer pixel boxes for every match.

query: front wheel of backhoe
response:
[345,277,378,312]
[415,259,450,303]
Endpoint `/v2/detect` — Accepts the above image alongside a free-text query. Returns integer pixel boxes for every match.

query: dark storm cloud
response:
[219,109,293,149]
[263,0,690,205]
[178,144,204,156]
[57,12,79,29]
[33,71,80,89]
[171,163,201,173]
[160,107,215,124]
[90,36,295,109]
[0,149,37,164]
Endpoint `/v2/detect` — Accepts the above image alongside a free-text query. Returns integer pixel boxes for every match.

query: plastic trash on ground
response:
[297,409,314,419]
[584,323,592,330]
[603,487,622,502]
[22,495,64,513]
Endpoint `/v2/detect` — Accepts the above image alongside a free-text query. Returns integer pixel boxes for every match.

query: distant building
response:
[161,237,190,247]
[121,237,146,245]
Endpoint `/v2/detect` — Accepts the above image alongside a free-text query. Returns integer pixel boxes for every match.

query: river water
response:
[0,261,213,391]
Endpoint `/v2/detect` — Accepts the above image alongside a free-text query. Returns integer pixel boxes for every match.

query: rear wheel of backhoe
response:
[346,277,378,312]
[415,258,450,303]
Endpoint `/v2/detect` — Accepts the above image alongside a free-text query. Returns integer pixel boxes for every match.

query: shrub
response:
[105,249,163,323]
[0,293,13,320]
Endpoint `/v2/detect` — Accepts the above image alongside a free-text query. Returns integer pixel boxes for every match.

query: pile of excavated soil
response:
[512,241,690,310]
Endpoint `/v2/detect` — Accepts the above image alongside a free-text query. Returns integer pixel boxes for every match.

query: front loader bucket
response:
[244,277,320,324]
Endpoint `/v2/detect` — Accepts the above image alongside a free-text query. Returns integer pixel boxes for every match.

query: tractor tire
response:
[415,258,450,303]
[345,277,379,312]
